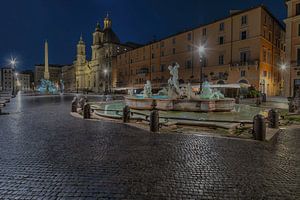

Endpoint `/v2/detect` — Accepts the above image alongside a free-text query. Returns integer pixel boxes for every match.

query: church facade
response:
[74,15,135,93]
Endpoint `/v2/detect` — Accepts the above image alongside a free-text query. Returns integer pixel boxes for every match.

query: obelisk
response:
[44,40,50,80]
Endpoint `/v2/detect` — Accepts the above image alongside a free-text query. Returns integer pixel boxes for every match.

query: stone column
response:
[44,40,50,80]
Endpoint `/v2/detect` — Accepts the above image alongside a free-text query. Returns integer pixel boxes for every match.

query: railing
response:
[91,106,253,126]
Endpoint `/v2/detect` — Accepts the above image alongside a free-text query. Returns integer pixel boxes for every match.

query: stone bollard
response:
[123,106,131,123]
[235,96,240,104]
[71,97,78,112]
[83,103,91,119]
[150,110,159,133]
[253,114,266,141]
[288,97,295,113]
[268,109,279,129]
[262,93,267,103]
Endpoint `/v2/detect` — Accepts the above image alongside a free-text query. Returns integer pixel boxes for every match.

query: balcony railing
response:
[230,60,259,67]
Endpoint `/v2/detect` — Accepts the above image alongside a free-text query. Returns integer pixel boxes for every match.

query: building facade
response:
[0,68,14,92]
[74,15,136,93]
[34,64,64,88]
[62,65,76,92]
[16,73,31,92]
[113,6,286,96]
[284,0,300,97]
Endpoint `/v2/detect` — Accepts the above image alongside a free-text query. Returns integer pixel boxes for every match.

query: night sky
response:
[0,0,286,71]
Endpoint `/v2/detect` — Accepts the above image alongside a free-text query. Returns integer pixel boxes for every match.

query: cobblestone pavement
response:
[0,95,299,199]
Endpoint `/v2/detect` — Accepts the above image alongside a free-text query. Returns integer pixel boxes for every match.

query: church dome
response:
[103,28,120,44]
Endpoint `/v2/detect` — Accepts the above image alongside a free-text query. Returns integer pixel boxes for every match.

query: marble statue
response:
[199,81,225,100]
[158,87,168,96]
[128,89,134,96]
[167,63,181,98]
[143,80,152,98]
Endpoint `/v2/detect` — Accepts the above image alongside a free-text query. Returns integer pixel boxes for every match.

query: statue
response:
[158,87,168,96]
[199,81,225,100]
[186,83,193,100]
[167,63,180,98]
[128,89,134,96]
[143,80,152,98]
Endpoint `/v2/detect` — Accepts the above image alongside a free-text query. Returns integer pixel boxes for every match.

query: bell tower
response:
[104,13,112,29]
[92,22,103,60]
[76,35,86,64]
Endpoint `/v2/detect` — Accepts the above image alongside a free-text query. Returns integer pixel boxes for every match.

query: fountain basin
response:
[125,96,235,112]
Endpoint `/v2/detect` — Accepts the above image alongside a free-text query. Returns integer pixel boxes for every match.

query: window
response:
[219,22,224,31]
[241,31,247,40]
[298,24,300,36]
[172,38,176,44]
[187,33,192,41]
[161,51,164,57]
[296,3,300,16]
[267,50,271,64]
[187,45,192,52]
[219,36,224,45]
[160,41,164,47]
[263,49,267,62]
[219,55,224,65]
[186,60,192,69]
[152,53,155,59]
[268,32,272,41]
[241,70,246,77]
[203,28,207,36]
[173,48,176,54]
[297,71,300,76]
[240,51,250,63]
[297,49,300,66]
[263,71,267,77]
[160,64,165,72]
[241,15,247,26]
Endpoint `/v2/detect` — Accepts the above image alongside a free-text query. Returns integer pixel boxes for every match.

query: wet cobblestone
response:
[0,95,299,199]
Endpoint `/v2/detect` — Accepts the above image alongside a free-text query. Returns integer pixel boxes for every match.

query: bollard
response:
[253,114,266,141]
[262,93,267,103]
[268,109,279,129]
[288,98,295,113]
[123,106,131,123]
[151,99,157,110]
[235,96,240,104]
[150,110,159,133]
[71,97,78,112]
[83,103,91,119]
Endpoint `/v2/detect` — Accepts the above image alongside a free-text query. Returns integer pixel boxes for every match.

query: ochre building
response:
[284,0,300,96]
[113,6,286,96]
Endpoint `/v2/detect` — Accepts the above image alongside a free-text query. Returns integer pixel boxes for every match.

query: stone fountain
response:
[125,63,235,112]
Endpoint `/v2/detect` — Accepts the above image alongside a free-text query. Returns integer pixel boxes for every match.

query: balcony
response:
[230,60,259,67]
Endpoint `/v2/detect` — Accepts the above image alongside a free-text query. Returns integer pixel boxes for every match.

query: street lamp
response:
[104,69,108,93]
[198,45,206,91]
[10,57,17,95]
[279,63,288,97]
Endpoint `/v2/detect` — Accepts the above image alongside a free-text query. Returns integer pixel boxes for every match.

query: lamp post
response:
[198,45,206,92]
[280,63,287,97]
[10,58,17,95]
[104,69,108,94]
